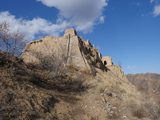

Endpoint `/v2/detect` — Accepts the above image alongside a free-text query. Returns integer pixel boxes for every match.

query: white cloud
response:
[150,0,154,3]
[127,66,137,70]
[0,11,69,41]
[153,4,160,16]
[0,0,108,41]
[137,2,140,6]
[36,0,108,32]
[150,0,160,4]
[99,16,105,24]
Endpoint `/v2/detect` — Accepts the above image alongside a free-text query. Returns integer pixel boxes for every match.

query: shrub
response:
[0,21,26,119]
[126,98,145,118]
[0,21,26,58]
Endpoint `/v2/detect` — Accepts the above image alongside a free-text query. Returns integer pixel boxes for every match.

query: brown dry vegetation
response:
[0,51,91,119]
[126,73,160,98]
[126,73,160,119]
[1,21,160,120]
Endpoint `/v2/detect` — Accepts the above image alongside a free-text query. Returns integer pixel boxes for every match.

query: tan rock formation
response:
[102,56,113,67]
[21,28,105,71]
[107,65,128,81]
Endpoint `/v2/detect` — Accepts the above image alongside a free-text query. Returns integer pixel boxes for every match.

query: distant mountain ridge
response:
[126,73,160,98]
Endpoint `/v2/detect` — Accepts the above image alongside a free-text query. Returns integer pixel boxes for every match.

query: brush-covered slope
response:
[1,51,156,120]
[126,73,160,99]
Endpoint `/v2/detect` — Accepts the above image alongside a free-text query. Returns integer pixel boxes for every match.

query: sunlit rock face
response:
[21,28,106,71]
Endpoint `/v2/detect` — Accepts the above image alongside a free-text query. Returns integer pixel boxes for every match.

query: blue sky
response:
[0,0,160,74]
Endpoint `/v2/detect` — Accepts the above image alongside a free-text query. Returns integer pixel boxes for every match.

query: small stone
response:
[122,115,127,119]
[107,92,112,97]
[110,111,114,114]
[100,93,104,96]
[104,110,108,113]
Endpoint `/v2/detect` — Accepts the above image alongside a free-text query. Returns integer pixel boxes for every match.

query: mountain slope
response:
[126,73,160,99]
[1,51,149,120]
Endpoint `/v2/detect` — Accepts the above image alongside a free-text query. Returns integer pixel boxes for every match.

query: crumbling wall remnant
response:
[102,56,113,67]
[21,28,108,71]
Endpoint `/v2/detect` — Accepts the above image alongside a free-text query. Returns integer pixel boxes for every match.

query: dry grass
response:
[80,67,92,77]
[1,22,160,119]
[126,98,145,118]
[93,47,99,53]
[0,51,91,119]
[84,67,160,120]
[123,88,160,120]
[91,68,160,119]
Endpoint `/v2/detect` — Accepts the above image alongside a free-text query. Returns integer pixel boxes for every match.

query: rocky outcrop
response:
[21,28,106,72]
[107,65,128,82]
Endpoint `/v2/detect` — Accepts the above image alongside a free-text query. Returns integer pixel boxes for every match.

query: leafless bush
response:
[0,21,26,58]
[142,94,160,119]
[0,21,26,77]
[136,85,146,93]
[127,92,160,119]
[130,103,145,118]
[0,21,26,119]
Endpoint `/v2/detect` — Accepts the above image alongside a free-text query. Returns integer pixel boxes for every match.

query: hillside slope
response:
[1,52,159,120]
[1,23,159,119]
[126,73,160,99]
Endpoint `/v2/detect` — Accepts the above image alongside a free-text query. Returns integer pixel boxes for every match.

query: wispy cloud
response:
[150,0,159,4]
[127,66,137,70]
[0,11,68,41]
[0,0,109,41]
[153,4,160,16]
[99,16,105,24]
[150,0,154,3]
[131,2,141,6]
[36,0,108,33]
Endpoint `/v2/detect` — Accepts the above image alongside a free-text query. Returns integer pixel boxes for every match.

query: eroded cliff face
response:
[21,28,105,72]
[107,65,129,83]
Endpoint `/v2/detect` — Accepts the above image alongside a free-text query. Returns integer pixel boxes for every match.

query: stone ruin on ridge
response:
[21,28,113,71]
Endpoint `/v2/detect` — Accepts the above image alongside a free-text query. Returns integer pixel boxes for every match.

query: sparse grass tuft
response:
[126,98,145,118]
[93,47,99,52]
[80,67,92,77]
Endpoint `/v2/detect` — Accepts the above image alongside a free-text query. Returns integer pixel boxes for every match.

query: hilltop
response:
[0,27,160,120]
[0,51,135,120]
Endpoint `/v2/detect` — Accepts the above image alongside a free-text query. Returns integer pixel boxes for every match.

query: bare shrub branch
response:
[118,61,121,67]
[0,21,26,58]
[0,21,27,118]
